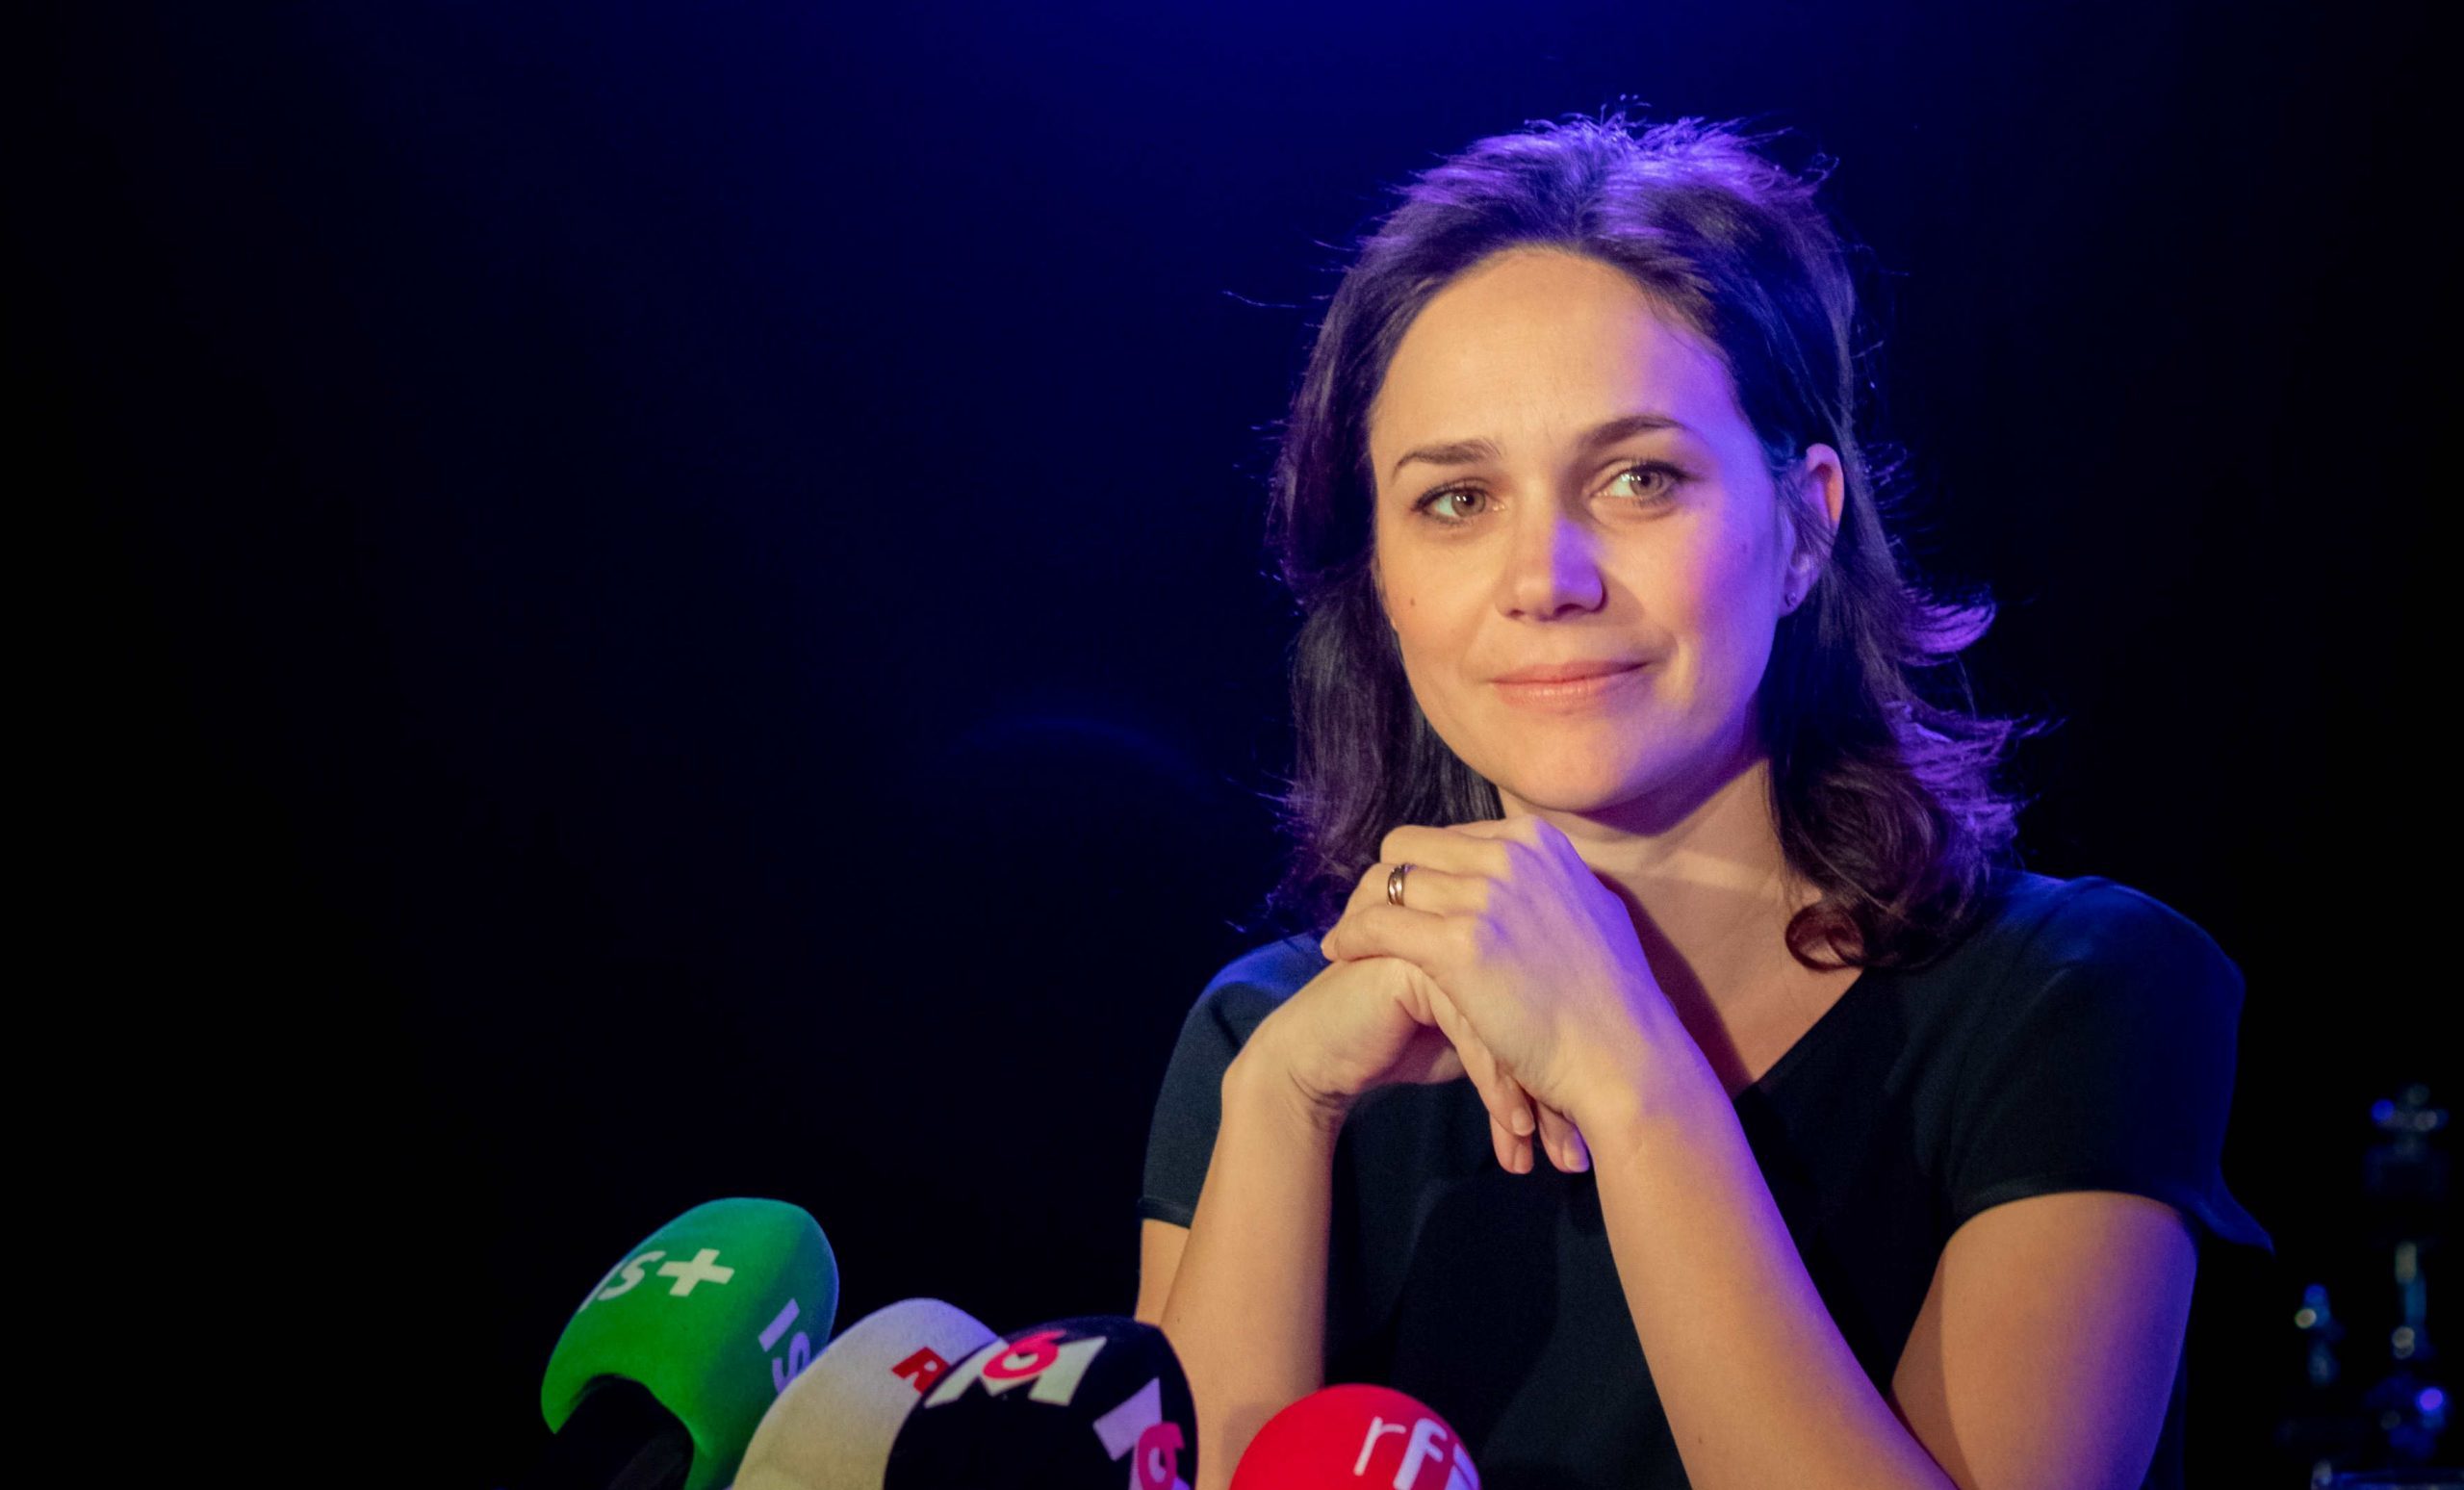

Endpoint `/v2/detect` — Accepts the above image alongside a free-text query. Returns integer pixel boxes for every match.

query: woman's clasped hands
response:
[1255,814,1669,1178]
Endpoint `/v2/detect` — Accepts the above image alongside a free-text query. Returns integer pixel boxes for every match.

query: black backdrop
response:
[28,2,2445,1484]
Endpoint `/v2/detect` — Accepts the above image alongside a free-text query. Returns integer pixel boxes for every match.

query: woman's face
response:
[1365,247,1842,826]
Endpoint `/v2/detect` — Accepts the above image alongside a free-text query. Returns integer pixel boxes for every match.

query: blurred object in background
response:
[2283,1084,2451,1487]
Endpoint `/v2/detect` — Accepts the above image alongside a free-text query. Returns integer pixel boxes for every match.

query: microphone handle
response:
[521,1379,695,1490]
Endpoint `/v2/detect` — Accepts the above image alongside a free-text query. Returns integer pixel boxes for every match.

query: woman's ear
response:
[1782,444,1847,611]
[1803,443,1847,536]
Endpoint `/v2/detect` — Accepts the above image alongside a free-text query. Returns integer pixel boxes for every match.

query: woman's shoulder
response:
[1204,930,1332,999]
[1172,931,1334,1050]
[1914,869,2272,1255]
[1905,867,2247,1050]
[1956,867,2238,982]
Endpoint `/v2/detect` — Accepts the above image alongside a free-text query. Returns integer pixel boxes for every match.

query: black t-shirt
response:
[1140,870,2270,1489]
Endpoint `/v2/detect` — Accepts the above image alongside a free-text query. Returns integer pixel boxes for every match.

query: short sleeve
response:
[1942,881,2272,1254]
[1138,936,1322,1228]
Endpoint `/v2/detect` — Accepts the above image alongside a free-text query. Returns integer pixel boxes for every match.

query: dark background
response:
[26,2,2445,1484]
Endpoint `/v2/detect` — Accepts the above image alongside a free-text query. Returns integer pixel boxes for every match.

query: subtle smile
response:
[1491,660,1649,710]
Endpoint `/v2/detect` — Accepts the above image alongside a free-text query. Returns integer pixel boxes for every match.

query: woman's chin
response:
[1489,761,1659,818]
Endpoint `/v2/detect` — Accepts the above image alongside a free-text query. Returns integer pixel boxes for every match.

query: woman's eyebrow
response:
[1388,411,1691,482]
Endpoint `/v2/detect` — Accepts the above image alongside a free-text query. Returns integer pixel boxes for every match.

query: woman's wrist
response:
[1225,1026,1353,1143]
[1564,1006,1729,1150]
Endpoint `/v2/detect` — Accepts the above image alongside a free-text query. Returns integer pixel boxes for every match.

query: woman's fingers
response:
[1355,939,1586,1174]
[1533,1100,1592,1173]
[1322,863,1500,1021]
[1439,991,1589,1175]
[1485,1108,1525,1175]
[1422,982,1534,1173]
[1337,861,1483,925]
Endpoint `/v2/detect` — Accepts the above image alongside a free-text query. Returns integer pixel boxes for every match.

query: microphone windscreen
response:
[539,1198,840,1490]
[735,1298,997,1490]
[1231,1383,1478,1490]
[885,1316,1197,1490]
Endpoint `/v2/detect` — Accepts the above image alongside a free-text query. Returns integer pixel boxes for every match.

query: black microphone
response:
[884,1315,1197,1488]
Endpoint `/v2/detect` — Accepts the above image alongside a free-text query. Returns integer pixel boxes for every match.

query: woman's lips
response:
[1491,661,1648,708]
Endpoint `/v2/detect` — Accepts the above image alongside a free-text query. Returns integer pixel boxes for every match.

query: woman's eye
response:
[1415,487,1489,523]
[1606,462,1681,504]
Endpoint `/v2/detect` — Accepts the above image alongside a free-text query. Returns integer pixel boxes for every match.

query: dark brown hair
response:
[1260,114,2031,969]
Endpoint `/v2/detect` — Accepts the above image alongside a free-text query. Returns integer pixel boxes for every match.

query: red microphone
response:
[1230,1383,1479,1489]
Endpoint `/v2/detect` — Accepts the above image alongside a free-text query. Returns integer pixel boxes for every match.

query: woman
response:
[1133,115,2267,1490]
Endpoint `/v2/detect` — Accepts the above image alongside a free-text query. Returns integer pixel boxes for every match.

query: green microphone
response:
[533,1198,839,1490]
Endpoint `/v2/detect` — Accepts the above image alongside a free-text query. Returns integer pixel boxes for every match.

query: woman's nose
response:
[1500,505,1605,620]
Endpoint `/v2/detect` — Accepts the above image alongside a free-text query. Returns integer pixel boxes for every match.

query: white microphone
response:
[733,1297,998,1490]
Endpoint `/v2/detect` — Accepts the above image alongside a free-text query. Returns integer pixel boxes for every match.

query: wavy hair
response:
[1258,114,2034,970]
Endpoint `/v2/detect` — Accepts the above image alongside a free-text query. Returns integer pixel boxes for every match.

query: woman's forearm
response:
[1159,1041,1342,1490]
[1582,1041,1956,1490]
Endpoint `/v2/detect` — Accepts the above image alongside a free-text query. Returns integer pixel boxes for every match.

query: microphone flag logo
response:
[1352,1415,1480,1490]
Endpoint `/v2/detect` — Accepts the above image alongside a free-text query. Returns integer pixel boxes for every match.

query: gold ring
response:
[1386,862,1412,908]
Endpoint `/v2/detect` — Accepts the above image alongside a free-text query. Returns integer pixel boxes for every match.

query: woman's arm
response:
[1584,1042,2195,1490]
[1315,820,2216,1488]
[1133,1219,1188,1325]
[1888,1191,2197,1490]
[1156,1036,1344,1490]
[1584,1050,1959,1489]
[1151,937,1560,1488]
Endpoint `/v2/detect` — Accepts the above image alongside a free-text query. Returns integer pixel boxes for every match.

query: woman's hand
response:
[1319,815,1666,1143]
[1238,947,1563,1175]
